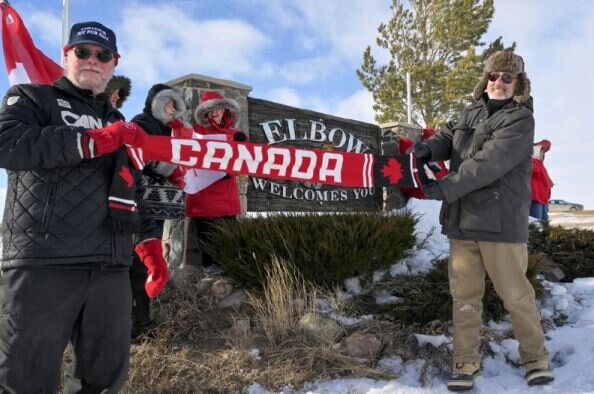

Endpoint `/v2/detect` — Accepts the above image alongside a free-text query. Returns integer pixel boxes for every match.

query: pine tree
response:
[358,0,513,128]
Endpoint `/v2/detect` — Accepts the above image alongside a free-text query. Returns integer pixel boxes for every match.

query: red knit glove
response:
[134,238,169,298]
[166,119,184,130]
[168,166,186,189]
[168,119,194,138]
[81,121,148,159]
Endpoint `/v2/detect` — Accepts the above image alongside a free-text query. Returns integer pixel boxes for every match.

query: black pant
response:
[130,253,151,329]
[130,220,164,329]
[194,216,235,267]
[0,267,131,393]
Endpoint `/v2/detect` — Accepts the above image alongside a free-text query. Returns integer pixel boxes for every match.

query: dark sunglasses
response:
[488,72,517,84]
[73,46,114,63]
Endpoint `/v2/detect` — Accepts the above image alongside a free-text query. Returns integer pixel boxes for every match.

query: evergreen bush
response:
[203,212,417,288]
[529,222,594,281]
[352,255,544,326]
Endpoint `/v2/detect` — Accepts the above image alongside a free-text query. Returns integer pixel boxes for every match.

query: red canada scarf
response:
[127,135,421,189]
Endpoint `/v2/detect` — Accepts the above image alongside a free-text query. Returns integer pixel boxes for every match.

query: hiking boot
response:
[524,359,554,386]
[131,320,156,341]
[203,263,224,277]
[447,362,481,392]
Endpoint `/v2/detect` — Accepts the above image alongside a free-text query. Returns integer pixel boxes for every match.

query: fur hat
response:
[194,91,240,128]
[105,75,131,108]
[151,88,186,124]
[472,50,531,103]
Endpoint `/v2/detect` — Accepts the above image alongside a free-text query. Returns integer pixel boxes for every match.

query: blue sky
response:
[2,0,594,212]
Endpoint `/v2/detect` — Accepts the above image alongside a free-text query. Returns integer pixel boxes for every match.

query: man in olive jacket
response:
[415,50,553,391]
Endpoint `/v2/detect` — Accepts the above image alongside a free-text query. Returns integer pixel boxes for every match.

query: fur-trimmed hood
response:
[472,50,531,104]
[143,83,186,124]
[105,75,131,108]
[194,91,240,128]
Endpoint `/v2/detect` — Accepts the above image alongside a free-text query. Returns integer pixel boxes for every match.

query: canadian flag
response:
[1,2,63,86]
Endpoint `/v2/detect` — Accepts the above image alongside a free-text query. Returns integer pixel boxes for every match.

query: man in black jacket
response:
[0,21,166,392]
[415,50,553,391]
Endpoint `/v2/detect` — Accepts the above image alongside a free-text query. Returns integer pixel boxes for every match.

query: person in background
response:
[105,74,131,110]
[413,50,554,391]
[185,91,245,276]
[129,83,187,339]
[530,139,553,221]
[0,21,166,392]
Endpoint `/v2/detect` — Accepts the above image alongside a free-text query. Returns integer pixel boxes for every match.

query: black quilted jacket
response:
[0,77,157,270]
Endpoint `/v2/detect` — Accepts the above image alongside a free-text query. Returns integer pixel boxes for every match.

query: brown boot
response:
[447,362,481,391]
[524,359,554,386]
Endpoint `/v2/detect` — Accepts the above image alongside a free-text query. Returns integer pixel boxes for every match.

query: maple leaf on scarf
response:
[119,165,134,188]
[381,158,403,184]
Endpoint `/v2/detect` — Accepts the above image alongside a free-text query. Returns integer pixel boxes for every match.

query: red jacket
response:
[185,122,241,218]
[531,158,553,205]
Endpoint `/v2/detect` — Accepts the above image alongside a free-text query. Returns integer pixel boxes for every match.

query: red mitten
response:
[134,238,169,298]
[81,121,148,159]
[168,166,187,189]
[166,119,184,130]
[168,119,194,139]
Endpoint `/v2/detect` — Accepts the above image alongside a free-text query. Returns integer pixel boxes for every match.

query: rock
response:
[344,331,383,359]
[218,289,246,309]
[298,312,344,343]
[169,264,202,288]
[210,278,235,301]
[539,255,566,282]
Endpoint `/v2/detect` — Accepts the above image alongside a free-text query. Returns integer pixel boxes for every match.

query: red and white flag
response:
[1,2,63,86]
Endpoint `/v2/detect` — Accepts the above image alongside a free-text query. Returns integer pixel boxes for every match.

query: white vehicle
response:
[548,199,584,213]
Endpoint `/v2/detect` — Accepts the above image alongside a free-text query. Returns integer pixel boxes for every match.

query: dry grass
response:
[246,256,318,346]
[118,257,400,392]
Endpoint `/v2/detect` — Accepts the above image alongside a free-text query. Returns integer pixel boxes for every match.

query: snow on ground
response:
[549,212,594,231]
[248,201,594,394]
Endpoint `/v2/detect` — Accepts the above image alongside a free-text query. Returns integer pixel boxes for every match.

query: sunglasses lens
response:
[73,47,113,63]
[74,47,91,60]
[501,73,514,83]
[96,51,113,63]
[488,72,515,84]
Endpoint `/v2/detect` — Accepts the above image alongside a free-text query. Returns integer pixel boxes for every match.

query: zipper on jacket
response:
[40,180,58,237]
[109,231,117,269]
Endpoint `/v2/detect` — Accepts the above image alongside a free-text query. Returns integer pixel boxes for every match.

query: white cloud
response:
[332,89,376,123]
[265,87,302,108]
[27,11,62,48]
[277,55,340,85]
[118,4,272,85]
[283,0,390,61]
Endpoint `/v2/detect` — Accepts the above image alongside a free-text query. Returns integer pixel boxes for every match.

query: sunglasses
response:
[73,46,114,63]
[488,72,517,84]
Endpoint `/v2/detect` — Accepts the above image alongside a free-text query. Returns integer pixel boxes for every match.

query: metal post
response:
[406,72,412,124]
[61,0,70,65]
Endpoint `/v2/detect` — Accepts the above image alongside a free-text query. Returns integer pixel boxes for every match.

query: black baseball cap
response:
[66,21,118,55]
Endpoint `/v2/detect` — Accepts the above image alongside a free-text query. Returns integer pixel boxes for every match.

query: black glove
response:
[233,131,247,142]
[422,181,445,201]
[381,141,399,156]
[384,188,409,211]
[413,143,432,161]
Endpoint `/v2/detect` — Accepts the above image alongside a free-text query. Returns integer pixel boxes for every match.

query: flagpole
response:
[61,0,70,65]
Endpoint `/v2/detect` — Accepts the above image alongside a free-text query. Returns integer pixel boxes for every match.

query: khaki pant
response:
[448,239,548,365]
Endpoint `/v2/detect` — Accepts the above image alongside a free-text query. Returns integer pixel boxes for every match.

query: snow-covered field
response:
[248,201,594,394]
[549,212,594,231]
